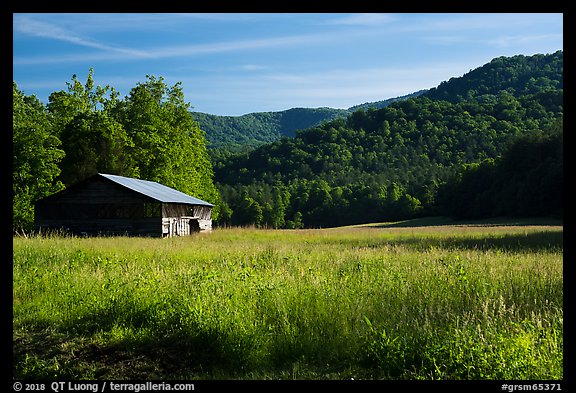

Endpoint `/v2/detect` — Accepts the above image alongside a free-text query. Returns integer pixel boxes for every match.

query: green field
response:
[13,218,563,380]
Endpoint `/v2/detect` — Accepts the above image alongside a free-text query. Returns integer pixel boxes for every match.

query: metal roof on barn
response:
[99,173,214,206]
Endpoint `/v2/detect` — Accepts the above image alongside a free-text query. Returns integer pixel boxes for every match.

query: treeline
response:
[437,123,563,219]
[213,52,563,228]
[217,122,562,229]
[347,89,427,112]
[217,179,427,229]
[13,69,220,232]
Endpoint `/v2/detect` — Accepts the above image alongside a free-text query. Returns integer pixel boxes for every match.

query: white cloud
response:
[325,13,395,26]
[487,34,563,48]
[399,13,562,33]
[239,64,269,71]
[13,29,352,66]
[175,61,483,115]
[13,15,149,57]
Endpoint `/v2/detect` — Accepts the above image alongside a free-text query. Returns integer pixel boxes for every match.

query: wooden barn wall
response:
[161,204,212,220]
[35,178,212,236]
[36,202,158,220]
[34,178,163,236]
[161,204,212,235]
[36,217,163,237]
[162,216,211,236]
[192,205,212,220]
[161,203,189,217]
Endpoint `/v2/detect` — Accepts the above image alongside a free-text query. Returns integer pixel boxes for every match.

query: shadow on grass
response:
[13,325,251,380]
[414,231,563,252]
[341,229,563,253]
[350,216,563,252]
[364,216,563,229]
[14,298,253,379]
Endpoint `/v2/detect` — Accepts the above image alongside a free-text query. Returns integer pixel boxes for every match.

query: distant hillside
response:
[193,92,427,150]
[424,50,563,101]
[195,50,563,152]
[213,51,563,228]
[192,107,349,149]
[348,89,428,112]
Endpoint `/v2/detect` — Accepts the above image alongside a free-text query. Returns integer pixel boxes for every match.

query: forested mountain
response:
[198,51,562,151]
[193,91,427,149]
[347,89,427,112]
[192,107,349,149]
[424,51,563,102]
[437,123,562,219]
[213,51,563,228]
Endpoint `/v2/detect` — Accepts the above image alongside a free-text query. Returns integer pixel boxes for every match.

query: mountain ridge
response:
[212,50,563,228]
[195,50,562,150]
[192,90,429,149]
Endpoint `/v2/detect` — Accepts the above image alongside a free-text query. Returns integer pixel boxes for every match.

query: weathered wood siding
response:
[161,204,212,236]
[36,217,163,236]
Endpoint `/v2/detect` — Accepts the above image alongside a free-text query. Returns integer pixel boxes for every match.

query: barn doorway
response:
[189,218,200,233]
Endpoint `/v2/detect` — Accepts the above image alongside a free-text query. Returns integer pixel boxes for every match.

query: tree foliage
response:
[13,70,220,231]
[48,69,137,185]
[425,50,563,102]
[13,83,65,232]
[114,76,220,209]
[436,120,563,219]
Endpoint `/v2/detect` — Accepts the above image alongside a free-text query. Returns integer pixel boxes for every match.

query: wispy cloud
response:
[487,34,563,48]
[325,13,395,26]
[399,13,562,33]
[174,61,485,115]
[13,15,149,57]
[14,28,357,66]
[238,64,269,71]
[422,32,563,49]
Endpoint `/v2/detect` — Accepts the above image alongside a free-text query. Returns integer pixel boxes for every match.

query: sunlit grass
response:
[13,221,563,379]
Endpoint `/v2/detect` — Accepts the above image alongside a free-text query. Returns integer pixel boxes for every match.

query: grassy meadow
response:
[13,218,563,380]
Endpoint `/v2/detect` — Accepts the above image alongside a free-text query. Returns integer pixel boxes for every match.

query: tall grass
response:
[13,224,563,379]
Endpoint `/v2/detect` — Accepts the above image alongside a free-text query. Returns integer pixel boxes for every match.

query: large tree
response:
[114,75,221,215]
[13,83,65,232]
[48,68,137,186]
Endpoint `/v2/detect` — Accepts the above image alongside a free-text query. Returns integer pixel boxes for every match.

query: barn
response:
[34,173,213,237]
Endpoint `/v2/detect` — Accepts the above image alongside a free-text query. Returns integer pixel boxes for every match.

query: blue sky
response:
[13,13,563,116]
